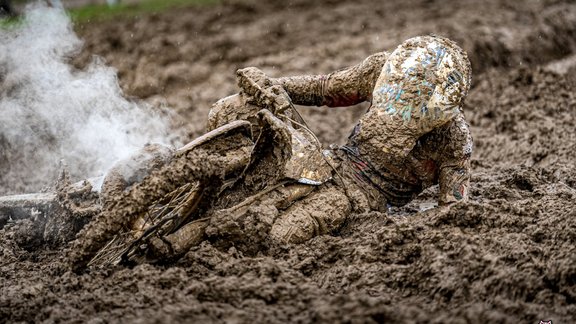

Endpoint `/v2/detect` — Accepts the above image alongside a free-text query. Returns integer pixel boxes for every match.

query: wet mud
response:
[2,0,576,322]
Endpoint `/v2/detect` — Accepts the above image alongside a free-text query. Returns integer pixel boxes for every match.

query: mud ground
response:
[2,0,576,322]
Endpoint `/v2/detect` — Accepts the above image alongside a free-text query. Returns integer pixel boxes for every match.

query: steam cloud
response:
[0,4,175,194]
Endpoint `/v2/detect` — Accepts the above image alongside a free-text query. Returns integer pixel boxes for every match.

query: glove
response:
[236,67,292,114]
[236,67,273,97]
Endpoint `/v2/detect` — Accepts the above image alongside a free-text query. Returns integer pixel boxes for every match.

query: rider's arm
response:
[439,158,470,205]
[273,52,388,107]
[438,116,473,205]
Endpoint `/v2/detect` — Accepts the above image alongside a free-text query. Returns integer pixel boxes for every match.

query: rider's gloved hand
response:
[236,67,273,97]
[236,67,292,114]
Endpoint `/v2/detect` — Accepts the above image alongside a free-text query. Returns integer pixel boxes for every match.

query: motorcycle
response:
[61,67,335,270]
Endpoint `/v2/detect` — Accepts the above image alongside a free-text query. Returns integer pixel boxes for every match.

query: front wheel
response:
[69,121,254,271]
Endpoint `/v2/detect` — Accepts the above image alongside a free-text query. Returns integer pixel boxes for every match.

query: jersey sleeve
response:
[274,52,388,107]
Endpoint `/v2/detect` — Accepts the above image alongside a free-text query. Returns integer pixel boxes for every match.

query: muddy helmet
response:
[352,35,472,159]
[371,35,472,131]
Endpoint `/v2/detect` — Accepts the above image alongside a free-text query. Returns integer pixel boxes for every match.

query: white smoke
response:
[0,4,175,194]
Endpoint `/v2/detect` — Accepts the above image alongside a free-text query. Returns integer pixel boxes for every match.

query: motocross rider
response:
[208,35,473,244]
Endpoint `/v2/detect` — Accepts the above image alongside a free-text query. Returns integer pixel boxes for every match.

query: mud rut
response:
[2,0,576,322]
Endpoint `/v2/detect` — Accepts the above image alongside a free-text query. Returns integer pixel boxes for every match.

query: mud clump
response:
[1,0,576,323]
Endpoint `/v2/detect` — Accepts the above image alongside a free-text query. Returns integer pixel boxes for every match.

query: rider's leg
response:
[269,184,351,244]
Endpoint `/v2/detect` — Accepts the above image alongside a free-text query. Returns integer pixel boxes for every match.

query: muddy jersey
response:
[275,52,472,207]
